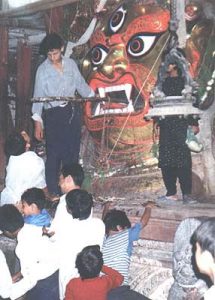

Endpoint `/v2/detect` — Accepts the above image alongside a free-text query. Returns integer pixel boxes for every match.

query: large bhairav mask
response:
[81,0,214,167]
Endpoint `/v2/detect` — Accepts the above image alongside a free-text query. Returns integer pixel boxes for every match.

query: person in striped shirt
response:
[102,201,155,300]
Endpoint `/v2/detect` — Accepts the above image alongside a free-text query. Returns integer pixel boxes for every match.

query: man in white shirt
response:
[0,204,59,300]
[50,163,84,234]
[32,33,94,197]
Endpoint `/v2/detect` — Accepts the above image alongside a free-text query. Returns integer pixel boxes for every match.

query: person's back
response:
[102,202,153,300]
[65,245,123,300]
[58,189,105,299]
[1,132,46,206]
[21,188,51,227]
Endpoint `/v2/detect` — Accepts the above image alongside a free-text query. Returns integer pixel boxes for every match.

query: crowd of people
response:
[0,32,213,300]
[0,160,154,300]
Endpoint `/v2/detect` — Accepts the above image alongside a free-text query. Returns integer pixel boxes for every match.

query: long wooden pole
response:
[16,40,32,132]
[0,25,9,136]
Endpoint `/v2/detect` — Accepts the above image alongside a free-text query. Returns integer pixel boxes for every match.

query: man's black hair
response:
[0,204,24,233]
[192,217,215,258]
[4,132,26,157]
[103,209,131,235]
[66,189,93,220]
[76,245,103,279]
[21,188,46,210]
[61,163,84,187]
[39,32,64,56]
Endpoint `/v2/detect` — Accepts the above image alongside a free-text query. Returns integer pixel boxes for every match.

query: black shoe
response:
[183,194,197,205]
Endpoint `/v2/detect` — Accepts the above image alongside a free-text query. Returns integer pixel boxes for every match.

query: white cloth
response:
[49,194,73,236]
[0,249,36,300]
[1,151,46,206]
[0,249,12,298]
[16,224,59,282]
[204,285,215,300]
[57,216,105,299]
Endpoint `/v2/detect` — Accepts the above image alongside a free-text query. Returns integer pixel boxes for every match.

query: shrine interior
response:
[0,0,215,299]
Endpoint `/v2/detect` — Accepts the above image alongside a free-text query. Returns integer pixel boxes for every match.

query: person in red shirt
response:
[65,245,123,300]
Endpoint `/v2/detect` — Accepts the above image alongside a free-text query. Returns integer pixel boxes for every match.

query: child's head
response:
[66,189,93,220]
[4,132,27,157]
[59,163,84,193]
[76,245,103,279]
[21,188,46,216]
[192,218,215,280]
[103,209,131,235]
[0,204,24,238]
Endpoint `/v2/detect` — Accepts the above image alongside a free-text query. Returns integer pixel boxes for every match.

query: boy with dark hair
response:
[21,188,51,227]
[102,201,154,300]
[66,189,93,220]
[1,131,46,206]
[103,209,131,235]
[65,245,123,300]
[50,163,84,233]
[60,163,85,193]
[192,218,215,300]
[4,132,26,157]
[0,204,59,300]
[57,189,105,299]
[32,32,94,197]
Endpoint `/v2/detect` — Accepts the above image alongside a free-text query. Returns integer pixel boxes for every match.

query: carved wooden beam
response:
[0,0,90,19]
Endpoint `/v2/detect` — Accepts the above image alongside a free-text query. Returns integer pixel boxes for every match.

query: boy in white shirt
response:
[0,204,59,300]
[58,189,105,299]
[0,131,46,206]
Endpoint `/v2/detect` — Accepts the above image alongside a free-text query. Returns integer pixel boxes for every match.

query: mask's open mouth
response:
[91,83,144,116]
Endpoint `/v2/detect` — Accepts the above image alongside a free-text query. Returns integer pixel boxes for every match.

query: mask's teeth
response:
[98,87,105,98]
[124,83,132,100]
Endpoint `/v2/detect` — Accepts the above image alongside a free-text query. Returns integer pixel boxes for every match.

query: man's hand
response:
[34,121,43,141]
[102,201,115,220]
[12,271,23,283]
[42,226,55,238]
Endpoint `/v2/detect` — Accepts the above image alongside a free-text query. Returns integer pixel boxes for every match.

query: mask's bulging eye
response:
[109,6,127,33]
[127,34,158,58]
[91,45,108,66]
